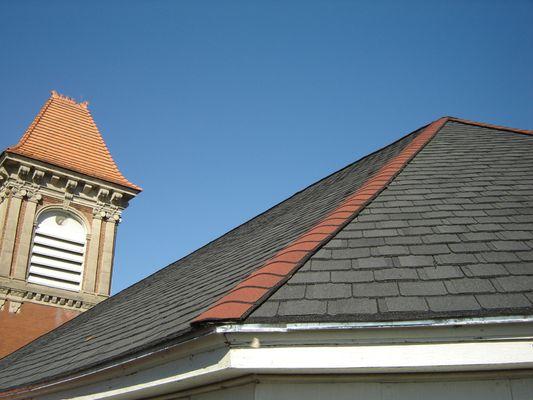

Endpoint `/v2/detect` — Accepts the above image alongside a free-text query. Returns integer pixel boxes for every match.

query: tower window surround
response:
[27,209,87,292]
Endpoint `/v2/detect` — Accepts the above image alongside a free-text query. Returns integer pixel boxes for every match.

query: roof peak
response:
[6,91,141,191]
[50,90,89,109]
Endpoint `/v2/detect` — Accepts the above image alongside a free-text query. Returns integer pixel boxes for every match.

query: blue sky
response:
[1,1,532,293]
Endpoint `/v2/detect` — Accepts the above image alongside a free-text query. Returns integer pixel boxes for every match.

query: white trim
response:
[230,341,533,372]
[33,339,533,400]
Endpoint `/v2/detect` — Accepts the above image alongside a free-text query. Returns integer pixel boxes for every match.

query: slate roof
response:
[1,117,532,391]
[6,91,140,191]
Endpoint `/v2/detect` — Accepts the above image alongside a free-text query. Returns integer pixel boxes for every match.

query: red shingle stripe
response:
[218,287,271,303]
[193,117,449,323]
[276,242,323,256]
[248,262,296,277]
[197,302,251,319]
[297,232,332,242]
[238,274,287,287]
[273,250,312,264]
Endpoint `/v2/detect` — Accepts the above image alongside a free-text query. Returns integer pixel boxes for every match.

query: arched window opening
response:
[27,210,86,292]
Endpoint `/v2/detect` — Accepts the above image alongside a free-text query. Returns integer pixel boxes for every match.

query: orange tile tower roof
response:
[6,91,141,191]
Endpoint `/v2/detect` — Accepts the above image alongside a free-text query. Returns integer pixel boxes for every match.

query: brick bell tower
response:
[0,91,141,357]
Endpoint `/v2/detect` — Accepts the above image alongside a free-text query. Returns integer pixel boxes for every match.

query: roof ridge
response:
[192,117,450,324]
[447,117,533,135]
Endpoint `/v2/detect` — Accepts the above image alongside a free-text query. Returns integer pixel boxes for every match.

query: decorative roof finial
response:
[50,90,88,108]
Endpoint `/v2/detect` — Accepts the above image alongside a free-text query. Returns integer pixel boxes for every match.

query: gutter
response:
[216,315,533,333]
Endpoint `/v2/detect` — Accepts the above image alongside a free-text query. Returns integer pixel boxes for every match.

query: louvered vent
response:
[27,211,86,292]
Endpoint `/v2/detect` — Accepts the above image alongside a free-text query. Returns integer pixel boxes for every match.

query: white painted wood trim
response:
[28,339,533,400]
[230,341,533,373]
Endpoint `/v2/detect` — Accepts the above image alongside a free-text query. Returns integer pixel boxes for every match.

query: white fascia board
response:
[33,338,533,400]
[229,341,533,373]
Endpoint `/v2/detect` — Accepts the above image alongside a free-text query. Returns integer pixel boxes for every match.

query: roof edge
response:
[192,116,450,325]
[447,117,533,136]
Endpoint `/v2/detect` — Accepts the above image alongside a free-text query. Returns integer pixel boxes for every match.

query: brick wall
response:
[0,300,79,358]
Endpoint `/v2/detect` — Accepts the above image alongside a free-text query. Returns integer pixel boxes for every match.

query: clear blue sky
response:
[1,1,532,293]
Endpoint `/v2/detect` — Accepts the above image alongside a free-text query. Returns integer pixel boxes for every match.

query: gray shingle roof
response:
[1,119,532,391]
[0,122,421,390]
[249,121,533,322]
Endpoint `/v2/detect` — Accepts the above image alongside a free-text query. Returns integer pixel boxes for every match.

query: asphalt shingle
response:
[251,121,533,324]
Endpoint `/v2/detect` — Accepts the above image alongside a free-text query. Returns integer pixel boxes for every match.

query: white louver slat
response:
[30,254,83,273]
[27,211,86,292]
[31,244,85,263]
[33,234,85,253]
[27,274,81,292]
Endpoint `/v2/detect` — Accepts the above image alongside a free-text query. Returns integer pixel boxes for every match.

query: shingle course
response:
[278,300,327,316]
[417,266,464,280]
[379,297,428,313]
[409,244,450,255]
[306,283,351,299]
[476,294,531,309]
[427,296,481,312]
[352,282,399,297]
[374,268,418,281]
[398,255,435,267]
[328,298,377,315]
[332,270,373,283]
[310,259,351,271]
[445,279,495,294]
[399,281,447,296]
[290,271,330,284]
[463,264,508,277]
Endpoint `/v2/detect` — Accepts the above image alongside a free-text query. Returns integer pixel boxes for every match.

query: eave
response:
[4,316,533,400]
